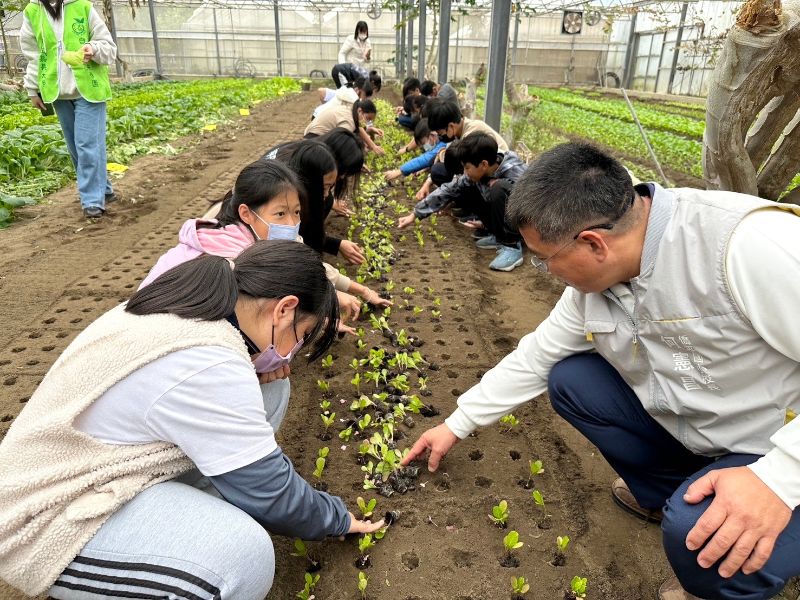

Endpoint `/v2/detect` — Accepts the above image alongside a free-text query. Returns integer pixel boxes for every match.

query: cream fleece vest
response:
[579,185,800,456]
[0,304,251,595]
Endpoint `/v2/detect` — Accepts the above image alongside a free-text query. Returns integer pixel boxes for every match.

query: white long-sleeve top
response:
[19,0,116,99]
[445,208,800,509]
[338,36,371,66]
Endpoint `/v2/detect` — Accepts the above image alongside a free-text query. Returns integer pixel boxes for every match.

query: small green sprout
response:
[321,354,333,369]
[499,413,520,432]
[316,379,330,394]
[385,280,395,292]
[320,412,335,433]
[351,372,362,394]
[412,305,424,315]
[431,309,442,319]
[503,530,524,556]
[433,297,441,307]
[358,413,372,431]
[357,571,369,599]
[415,229,424,247]
[358,533,375,555]
[511,576,530,596]
[383,306,392,318]
[557,535,570,554]
[290,538,308,558]
[356,496,377,518]
[319,399,331,411]
[570,576,587,598]
[441,251,451,260]
[356,339,367,351]
[532,489,546,519]
[295,572,320,600]
[339,426,354,442]
[418,376,427,391]
[489,499,510,527]
[525,459,544,488]
[403,286,416,295]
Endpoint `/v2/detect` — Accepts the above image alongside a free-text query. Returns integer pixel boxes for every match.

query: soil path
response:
[0,89,686,600]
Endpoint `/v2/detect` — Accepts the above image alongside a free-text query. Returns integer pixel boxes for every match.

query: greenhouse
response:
[0,0,799,598]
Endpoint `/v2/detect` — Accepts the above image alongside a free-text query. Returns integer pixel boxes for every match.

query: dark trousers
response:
[548,353,800,599]
[331,65,348,88]
[479,179,521,247]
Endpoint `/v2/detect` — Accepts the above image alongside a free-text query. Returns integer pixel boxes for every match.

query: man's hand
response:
[397,213,416,229]
[339,239,365,265]
[336,291,362,323]
[30,95,46,111]
[347,512,384,535]
[684,466,792,578]
[257,364,290,383]
[82,43,94,63]
[401,423,460,472]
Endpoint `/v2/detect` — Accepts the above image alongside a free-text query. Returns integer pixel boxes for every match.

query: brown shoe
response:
[658,576,706,600]
[611,477,663,523]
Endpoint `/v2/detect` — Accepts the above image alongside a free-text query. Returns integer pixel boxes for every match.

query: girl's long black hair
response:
[126,240,339,361]
[276,141,338,254]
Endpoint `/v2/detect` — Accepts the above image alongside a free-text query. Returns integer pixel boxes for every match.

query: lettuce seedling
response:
[431,309,442,319]
[357,496,377,518]
[358,533,375,555]
[523,459,544,489]
[356,339,367,351]
[320,399,331,412]
[351,394,375,412]
[357,571,369,599]
[295,572,320,600]
[568,576,587,599]
[511,576,530,597]
[499,413,520,432]
[557,535,570,554]
[489,499,510,528]
[441,251,451,260]
[351,372,362,395]
[320,412,335,435]
[321,354,333,369]
[501,530,524,567]
[317,379,330,394]
[403,286,416,295]
[339,426,354,442]
[358,413,372,431]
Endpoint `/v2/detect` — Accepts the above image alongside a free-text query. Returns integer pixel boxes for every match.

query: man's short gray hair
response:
[507,143,636,244]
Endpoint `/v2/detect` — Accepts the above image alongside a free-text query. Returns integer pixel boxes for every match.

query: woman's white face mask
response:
[358,33,368,41]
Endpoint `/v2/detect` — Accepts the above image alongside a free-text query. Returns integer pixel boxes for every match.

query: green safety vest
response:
[24,0,112,103]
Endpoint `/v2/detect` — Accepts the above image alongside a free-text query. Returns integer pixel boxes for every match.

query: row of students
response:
[395,98,526,272]
[0,116,404,597]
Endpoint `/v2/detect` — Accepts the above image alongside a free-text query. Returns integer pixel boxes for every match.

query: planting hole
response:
[401,552,419,571]
[509,450,521,460]
[4,377,17,386]
[28,332,41,339]
[474,476,492,488]
[468,449,483,461]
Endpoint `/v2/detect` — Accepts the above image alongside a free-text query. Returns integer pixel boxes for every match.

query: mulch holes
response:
[28,332,41,339]
[474,476,492,488]
[4,377,17,385]
[56,332,68,338]
[11,347,25,353]
[509,450,521,460]
[42,318,55,324]
[1,415,13,422]
[69,318,82,324]
[41,345,55,352]
[401,551,419,571]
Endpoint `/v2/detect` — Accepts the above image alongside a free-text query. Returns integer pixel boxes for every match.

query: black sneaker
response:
[105,193,119,204]
[83,206,105,218]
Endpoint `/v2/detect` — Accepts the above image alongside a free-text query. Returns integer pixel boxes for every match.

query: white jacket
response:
[338,36,371,66]
[19,0,116,99]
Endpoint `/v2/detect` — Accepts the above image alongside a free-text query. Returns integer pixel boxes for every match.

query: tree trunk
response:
[757,110,800,198]
[702,0,800,199]
[745,92,800,168]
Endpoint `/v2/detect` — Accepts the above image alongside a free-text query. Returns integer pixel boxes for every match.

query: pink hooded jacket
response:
[138,219,255,289]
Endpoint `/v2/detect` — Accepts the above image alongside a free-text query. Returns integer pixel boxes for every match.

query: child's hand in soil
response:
[384,168,402,181]
[332,199,354,217]
[337,290,362,323]
[346,512,386,535]
[337,321,357,337]
[363,288,392,308]
[340,240,365,265]
[403,422,460,472]
[397,213,416,229]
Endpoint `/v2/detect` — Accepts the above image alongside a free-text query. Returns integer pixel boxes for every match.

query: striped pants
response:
[49,380,289,600]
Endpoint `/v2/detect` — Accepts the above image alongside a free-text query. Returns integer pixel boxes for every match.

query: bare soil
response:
[0,89,714,600]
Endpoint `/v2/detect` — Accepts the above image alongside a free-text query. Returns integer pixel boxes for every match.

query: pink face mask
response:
[251,323,304,374]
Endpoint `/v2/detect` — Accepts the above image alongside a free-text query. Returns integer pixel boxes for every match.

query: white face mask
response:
[358,34,368,41]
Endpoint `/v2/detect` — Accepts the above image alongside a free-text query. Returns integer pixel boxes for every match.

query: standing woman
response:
[20,0,117,218]
[338,20,371,68]
[0,242,383,600]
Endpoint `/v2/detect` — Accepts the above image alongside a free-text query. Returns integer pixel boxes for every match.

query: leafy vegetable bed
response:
[0,77,299,226]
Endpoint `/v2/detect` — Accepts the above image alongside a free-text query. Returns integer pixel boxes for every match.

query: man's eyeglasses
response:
[529,194,635,273]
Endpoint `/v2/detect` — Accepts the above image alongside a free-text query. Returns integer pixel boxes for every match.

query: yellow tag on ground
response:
[239,108,250,116]
[202,124,217,131]
[106,162,128,173]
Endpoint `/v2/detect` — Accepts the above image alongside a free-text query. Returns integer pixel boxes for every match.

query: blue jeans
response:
[548,353,800,599]
[53,98,113,210]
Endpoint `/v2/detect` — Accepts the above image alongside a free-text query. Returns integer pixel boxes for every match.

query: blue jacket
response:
[400,141,446,176]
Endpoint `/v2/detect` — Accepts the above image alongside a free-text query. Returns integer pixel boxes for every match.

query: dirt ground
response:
[0,90,684,600]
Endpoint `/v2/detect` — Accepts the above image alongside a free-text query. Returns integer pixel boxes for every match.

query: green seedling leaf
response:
[503,530,524,553]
